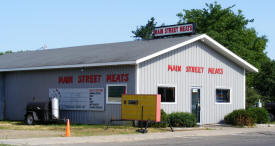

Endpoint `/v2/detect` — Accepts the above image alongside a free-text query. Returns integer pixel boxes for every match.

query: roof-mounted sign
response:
[154,23,196,37]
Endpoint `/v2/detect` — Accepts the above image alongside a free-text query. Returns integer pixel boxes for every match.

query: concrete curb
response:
[0,126,275,145]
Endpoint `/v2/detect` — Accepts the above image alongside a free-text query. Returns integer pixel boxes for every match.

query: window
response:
[158,87,175,103]
[107,85,126,104]
[216,89,230,103]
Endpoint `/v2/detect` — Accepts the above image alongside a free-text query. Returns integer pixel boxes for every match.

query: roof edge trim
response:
[203,35,258,73]
[0,61,136,72]
[136,34,258,73]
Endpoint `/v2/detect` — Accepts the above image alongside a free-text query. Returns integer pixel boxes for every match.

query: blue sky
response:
[0,0,274,59]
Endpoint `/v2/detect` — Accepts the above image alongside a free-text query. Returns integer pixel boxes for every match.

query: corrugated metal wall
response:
[0,73,4,120]
[138,41,245,124]
[4,65,136,124]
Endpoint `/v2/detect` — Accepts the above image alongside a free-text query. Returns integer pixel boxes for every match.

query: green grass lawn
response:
[0,121,168,137]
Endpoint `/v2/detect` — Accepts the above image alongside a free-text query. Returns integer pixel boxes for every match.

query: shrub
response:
[168,112,196,127]
[224,109,256,126]
[247,107,270,123]
[150,109,168,128]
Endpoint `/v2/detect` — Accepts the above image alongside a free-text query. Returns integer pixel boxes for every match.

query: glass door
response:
[191,88,200,123]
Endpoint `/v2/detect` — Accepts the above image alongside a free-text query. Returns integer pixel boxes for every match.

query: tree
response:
[254,59,275,102]
[246,87,261,108]
[0,50,12,55]
[177,2,268,87]
[132,17,157,40]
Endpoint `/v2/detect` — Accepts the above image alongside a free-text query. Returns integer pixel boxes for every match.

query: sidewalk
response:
[1,125,275,146]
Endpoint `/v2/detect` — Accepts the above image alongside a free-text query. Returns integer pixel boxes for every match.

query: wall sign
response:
[106,74,128,82]
[154,23,196,37]
[58,73,129,84]
[49,88,104,111]
[168,65,223,74]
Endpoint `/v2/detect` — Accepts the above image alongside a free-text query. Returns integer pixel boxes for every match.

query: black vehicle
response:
[25,97,59,125]
[264,102,275,121]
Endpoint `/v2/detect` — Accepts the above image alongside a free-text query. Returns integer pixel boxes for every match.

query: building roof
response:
[0,34,258,72]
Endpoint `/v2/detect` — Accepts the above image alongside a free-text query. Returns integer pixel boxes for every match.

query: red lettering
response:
[185,66,204,73]
[168,65,173,71]
[189,25,193,31]
[154,29,163,35]
[115,74,121,82]
[177,66,182,72]
[120,74,124,81]
[124,74,129,82]
[106,74,129,82]
[200,67,204,73]
[106,75,111,82]
[172,65,176,71]
[208,68,214,74]
[186,66,191,72]
[58,76,63,83]
[165,27,178,34]
[169,65,182,72]
[59,76,73,84]
[85,75,89,83]
[208,68,223,74]
[97,75,101,82]
[111,74,115,82]
[65,76,72,83]
[191,67,195,72]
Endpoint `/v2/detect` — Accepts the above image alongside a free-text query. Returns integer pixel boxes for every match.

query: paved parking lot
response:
[1,125,275,145]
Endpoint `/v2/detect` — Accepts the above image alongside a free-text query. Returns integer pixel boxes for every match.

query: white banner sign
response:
[49,88,104,111]
[154,23,195,37]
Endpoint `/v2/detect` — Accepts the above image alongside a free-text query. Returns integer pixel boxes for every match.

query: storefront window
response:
[158,87,175,103]
[216,89,230,103]
[107,85,126,104]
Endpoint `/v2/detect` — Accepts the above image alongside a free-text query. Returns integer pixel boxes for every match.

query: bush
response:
[168,112,196,127]
[247,107,270,123]
[224,109,256,126]
[150,109,168,128]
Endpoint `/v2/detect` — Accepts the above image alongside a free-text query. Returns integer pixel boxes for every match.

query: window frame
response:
[106,84,127,104]
[215,87,232,104]
[157,84,177,104]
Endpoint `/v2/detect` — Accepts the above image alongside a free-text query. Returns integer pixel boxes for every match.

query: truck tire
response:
[26,114,34,125]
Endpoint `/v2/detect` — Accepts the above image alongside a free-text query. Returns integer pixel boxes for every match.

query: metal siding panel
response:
[0,73,3,120]
[138,41,244,124]
[4,65,136,124]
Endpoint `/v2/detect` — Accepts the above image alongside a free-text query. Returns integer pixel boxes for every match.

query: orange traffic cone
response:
[66,119,71,137]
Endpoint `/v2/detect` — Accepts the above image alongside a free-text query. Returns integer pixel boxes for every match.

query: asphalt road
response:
[59,130,275,146]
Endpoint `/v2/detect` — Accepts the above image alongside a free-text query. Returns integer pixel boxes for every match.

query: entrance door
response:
[191,88,200,123]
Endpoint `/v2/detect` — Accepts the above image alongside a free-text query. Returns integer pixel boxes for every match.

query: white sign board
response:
[154,23,195,37]
[49,88,104,111]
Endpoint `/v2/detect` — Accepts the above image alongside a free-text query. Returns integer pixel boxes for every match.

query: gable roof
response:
[0,34,258,72]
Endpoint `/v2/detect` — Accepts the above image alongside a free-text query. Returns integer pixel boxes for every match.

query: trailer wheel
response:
[26,114,34,125]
